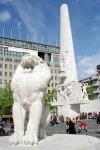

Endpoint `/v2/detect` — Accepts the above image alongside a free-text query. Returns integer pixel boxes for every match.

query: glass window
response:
[4,80,7,84]
[5,64,8,68]
[0,79,2,84]
[52,83,54,87]
[9,72,12,77]
[55,69,57,73]
[55,83,57,87]
[0,57,3,61]
[0,71,2,76]
[55,76,57,80]
[0,64,3,68]
[9,80,11,83]
[14,65,17,70]
[9,64,12,69]
[4,47,8,51]
[5,72,7,76]
[51,69,53,73]
[5,58,12,62]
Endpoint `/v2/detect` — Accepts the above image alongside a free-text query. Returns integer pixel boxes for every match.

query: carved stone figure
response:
[57,86,65,102]
[9,54,51,145]
[64,84,73,101]
[60,55,65,72]
[81,83,88,100]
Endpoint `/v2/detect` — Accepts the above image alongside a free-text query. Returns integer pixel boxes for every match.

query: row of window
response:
[0,79,11,84]
[0,64,17,69]
[51,76,58,80]
[48,83,58,87]
[0,71,13,77]
[0,57,21,63]
[51,69,60,74]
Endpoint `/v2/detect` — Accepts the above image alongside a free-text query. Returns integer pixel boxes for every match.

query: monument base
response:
[0,134,100,150]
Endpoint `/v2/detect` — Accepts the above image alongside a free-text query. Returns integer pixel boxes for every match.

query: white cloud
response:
[0,10,11,22]
[77,51,100,80]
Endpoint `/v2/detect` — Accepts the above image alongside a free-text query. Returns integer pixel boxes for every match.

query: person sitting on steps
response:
[77,120,87,133]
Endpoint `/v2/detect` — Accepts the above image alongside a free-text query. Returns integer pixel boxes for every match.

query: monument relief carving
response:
[81,83,88,100]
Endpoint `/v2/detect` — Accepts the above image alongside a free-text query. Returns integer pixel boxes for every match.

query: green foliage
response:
[86,84,97,100]
[0,83,13,116]
[44,88,57,112]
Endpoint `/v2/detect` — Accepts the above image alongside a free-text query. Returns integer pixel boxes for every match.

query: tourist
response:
[72,118,76,125]
[66,117,77,134]
[97,112,100,125]
[77,120,87,133]
[0,115,2,123]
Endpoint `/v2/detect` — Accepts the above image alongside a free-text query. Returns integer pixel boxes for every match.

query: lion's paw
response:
[9,133,23,145]
[23,135,38,145]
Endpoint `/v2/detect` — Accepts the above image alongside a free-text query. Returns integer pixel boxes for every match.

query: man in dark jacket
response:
[66,117,76,134]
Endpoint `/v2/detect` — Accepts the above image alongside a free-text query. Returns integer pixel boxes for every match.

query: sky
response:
[0,0,100,80]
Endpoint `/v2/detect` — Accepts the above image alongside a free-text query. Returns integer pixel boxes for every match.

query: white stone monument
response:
[51,4,89,118]
[9,54,51,145]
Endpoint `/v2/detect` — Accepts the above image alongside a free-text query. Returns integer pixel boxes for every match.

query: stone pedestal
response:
[0,135,100,150]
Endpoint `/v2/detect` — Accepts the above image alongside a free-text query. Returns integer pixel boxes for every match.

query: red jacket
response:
[79,122,87,127]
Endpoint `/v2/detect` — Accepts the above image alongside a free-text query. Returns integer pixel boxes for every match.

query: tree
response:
[86,84,97,100]
[44,88,57,112]
[0,83,13,117]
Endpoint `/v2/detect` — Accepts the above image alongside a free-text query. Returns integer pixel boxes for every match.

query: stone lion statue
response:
[9,54,51,145]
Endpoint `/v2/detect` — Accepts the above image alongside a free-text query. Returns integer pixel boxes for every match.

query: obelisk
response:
[60,4,78,83]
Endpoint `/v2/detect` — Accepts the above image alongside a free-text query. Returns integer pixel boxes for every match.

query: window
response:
[4,80,7,84]
[9,72,12,77]
[51,76,53,80]
[5,72,7,76]
[0,64,3,68]
[14,65,17,70]
[5,64,8,68]
[52,83,54,87]
[0,71,2,76]
[0,57,3,61]
[51,69,53,73]
[55,69,57,73]
[55,76,57,80]
[55,83,57,87]
[5,58,12,62]
[4,47,8,51]
[9,80,11,83]
[9,64,12,69]
[0,79,2,84]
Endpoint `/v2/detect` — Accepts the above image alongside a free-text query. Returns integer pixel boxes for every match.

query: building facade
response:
[79,65,100,99]
[0,36,60,92]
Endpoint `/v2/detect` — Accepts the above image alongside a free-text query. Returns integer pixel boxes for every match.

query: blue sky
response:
[0,0,100,80]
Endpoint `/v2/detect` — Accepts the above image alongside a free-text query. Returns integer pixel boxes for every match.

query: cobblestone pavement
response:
[46,119,100,139]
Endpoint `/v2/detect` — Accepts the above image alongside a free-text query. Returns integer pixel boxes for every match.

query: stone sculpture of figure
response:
[64,84,73,101]
[57,86,65,102]
[9,54,51,145]
[81,83,88,100]
[60,55,65,72]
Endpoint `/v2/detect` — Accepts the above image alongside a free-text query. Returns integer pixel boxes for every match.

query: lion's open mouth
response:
[23,61,34,71]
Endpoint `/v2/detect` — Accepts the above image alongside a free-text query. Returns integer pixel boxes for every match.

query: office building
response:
[0,36,60,92]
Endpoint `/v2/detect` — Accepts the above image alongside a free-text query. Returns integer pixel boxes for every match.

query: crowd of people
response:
[50,111,100,135]
[0,111,100,136]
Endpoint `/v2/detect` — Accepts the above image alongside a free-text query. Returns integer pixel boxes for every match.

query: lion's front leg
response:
[9,102,26,145]
[23,100,42,145]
